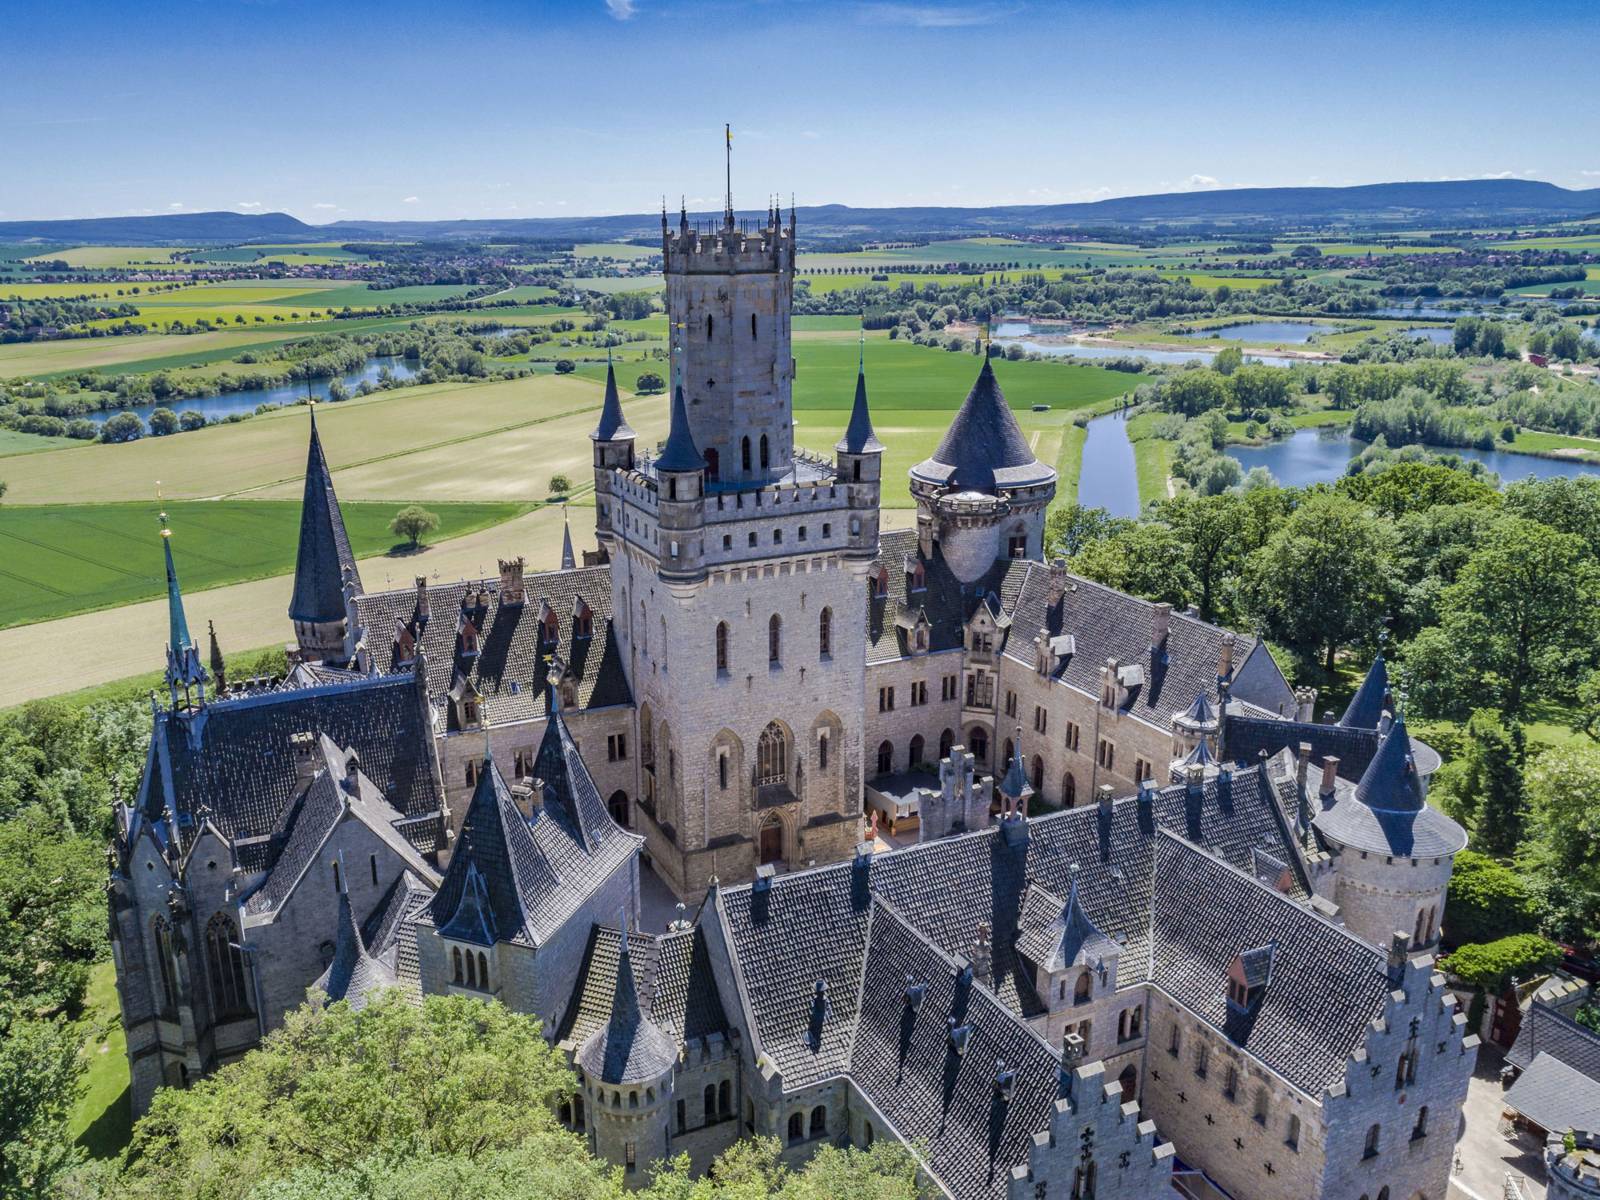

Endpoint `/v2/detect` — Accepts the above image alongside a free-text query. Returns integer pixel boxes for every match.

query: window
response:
[625,1141,637,1173]
[910,680,928,706]
[742,437,752,472]
[774,528,782,544]
[939,728,954,760]
[864,1121,874,1146]
[1064,773,1077,807]
[1253,1087,1268,1126]
[1097,739,1115,770]
[478,952,489,991]
[909,734,925,766]
[787,1112,805,1144]
[716,622,729,672]
[1395,1047,1417,1090]
[706,315,714,339]
[152,916,180,1014]
[757,722,787,786]
[1033,705,1048,734]
[1004,690,1017,718]
[1071,1163,1096,1200]
[970,727,988,763]
[370,853,379,887]
[607,733,628,762]
[798,525,807,541]
[1008,534,1027,558]
[877,740,893,775]
[1222,1063,1237,1100]
[206,913,251,1018]
[1134,757,1153,784]
[332,858,342,894]
[818,733,830,771]
[809,1105,827,1137]
[723,534,732,550]
[760,435,770,470]
[1363,1123,1381,1159]
[1193,1042,1209,1078]
[1064,721,1081,752]
[819,608,832,657]
[719,1079,732,1116]
[942,674,958,702]
[878,686,895,712]
[1168,1025,1181,1056]
[1286,1114,1301,1150]
[822,523,831,538]
[1031,755,1044,792]
[453,947,463,983]
[465,950,477,988]
[718,753,728,790]
[749,531,758,547]
[751,313,758,339]
[768,614,782,664]
[1411,1106,1429,1141]
[1118,1005,1143,1043]
[677,1099,687,1133]
[1075,971,1093,1005]
[704,1084,716,1122]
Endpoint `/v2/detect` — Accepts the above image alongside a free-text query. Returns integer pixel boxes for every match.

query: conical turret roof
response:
[591,360,635,442]
[911,356,1054,493]
[576,925,677,1084]
[1313,716,1467,857]
[289,408,362,624]
[560,508,576,571]
[654,384,705,473]
[999,736,1032,800]
[836,365,883,454]
[1340,654,1391,729]
[314,887,394,1010]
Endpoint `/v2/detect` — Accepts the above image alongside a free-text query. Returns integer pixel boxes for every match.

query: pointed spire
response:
[591,351,635,443]
[159,508,206,691]
[836,328,883,455]
[313,885,393,1010]
[999,729,1031,803]
[911,355,1053,494]
[290,406,362,625]
[560,507,576,571]
[1340,653,1391,729]
[723,123,735,228]
[1353,715,1425,813]
[576,916,677,1085]
[655,383,705,474]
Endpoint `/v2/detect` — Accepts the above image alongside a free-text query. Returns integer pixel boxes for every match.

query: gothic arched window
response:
[768,614,782,664]
[205,912,251,1018]
[939,728,954,760]
[758,722,787,786]
[152,916,180,1015]
[1064,773,1077,807]
[715,622,729,672]
[877,740,893,775]
[909,734,924,766]
[759,435,770,470]
[818,608,832,658]
[742,437,752,473]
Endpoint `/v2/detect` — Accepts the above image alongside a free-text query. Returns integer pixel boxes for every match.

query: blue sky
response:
[3,0,1597,223]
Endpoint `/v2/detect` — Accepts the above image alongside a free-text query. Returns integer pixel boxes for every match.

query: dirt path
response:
[1,507,919,707]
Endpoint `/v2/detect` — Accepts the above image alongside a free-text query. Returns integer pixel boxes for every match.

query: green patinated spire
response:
[159,507,207,694]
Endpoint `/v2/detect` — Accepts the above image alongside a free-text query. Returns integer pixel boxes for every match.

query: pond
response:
[1180,321,1334,344]
[83,354,420,425]
[990,321,1300,368]
[1075,412,1141,518]
[1225,427,1600,488]
[1401,327,1455,344]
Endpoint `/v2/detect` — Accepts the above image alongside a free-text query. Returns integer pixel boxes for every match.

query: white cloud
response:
[1582,169,1600,178]
[313,202,337,210]
[402,196,419,204]
[858,3,1018,28]
[168,202,184,210]
[1184,174,1221,190]
[604,0,636,18]
[237,200,263,209]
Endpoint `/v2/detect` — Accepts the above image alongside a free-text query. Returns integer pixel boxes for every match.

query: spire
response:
[910,355,1053,494]
[560,507,576,571]
[999,729,1031,803]
[1340,654,1391,729]
[159,508,207,693]
[1353,715,1425,813]
[576,917,677,1085]
[655,383,705,474]
[591,352,635,443]
[836,326,883,454]
[723,123,734,228]
[313,885,394,1011]
[289,406,362,625]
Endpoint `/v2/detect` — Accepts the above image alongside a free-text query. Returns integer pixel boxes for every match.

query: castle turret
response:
[289,407,362,664]
[909,355,1057,581]
[591,357,636,555]
[653,383,707,586]
[835,339,883,562]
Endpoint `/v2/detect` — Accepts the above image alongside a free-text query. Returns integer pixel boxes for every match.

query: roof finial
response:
[724,123,734,227]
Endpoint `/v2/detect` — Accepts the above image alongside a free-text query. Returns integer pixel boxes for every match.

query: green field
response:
[69,962,131,1160]
[0,498,534,629]
[572,243,658,261]
[24,245,192,268]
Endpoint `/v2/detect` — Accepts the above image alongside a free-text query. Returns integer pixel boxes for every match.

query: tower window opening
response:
[706,315,713,339]
[751,313,758,339]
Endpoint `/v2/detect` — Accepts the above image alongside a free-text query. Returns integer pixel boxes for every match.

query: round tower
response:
[591,357,637,556]
[653,382,708,588]
[909,355,1057,582]
[578,931,677,1186]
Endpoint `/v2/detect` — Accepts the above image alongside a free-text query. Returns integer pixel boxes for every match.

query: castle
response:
[109,185,1477,1199]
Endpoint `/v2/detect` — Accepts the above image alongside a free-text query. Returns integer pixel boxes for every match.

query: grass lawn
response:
[0,499,534,629]
[1054,421,1088,505]
[1125,411,1174,506]
[69,961,131,1160]
[0,428,79,454]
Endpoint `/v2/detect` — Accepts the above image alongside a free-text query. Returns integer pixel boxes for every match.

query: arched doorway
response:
[759,815,783,866]
[1118,1064,1137,1103]
[939,728,954,761]
[969,726,988,764]
[1063,773,1077,808]
[608,790,630,829]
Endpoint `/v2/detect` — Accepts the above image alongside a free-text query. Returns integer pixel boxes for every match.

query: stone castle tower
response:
[593,170,877,897]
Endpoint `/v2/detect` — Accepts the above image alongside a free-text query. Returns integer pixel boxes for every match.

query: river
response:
[990,320,1302,368]
[1075,412,1142,517]
[1226,427,1600,487]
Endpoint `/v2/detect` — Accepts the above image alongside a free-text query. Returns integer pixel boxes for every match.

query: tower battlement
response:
[662,214,795,275]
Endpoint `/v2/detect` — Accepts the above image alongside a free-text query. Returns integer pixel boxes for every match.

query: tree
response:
[147,407,180,436]
[1069,521,1198,610]
[178,410,207,432]
[1520,743,1600,941]
[1446,934,1561,992]
[640,1138,922,1200]
[1044,504,1130,559]
[115,992,588,1200]
[1162,370,1227,416]
[327,379,349,402]
[554,359,576,374]
[99,412,145,443]
[635,371,665,394]
[390,505,441,549]
[1502,476,1600,563]
[1212,345,1243,376]
[0,1014,84,1196]
[1154,493,1246,624]
[1337,460,1499,520]
[548,475,572,495]
[1239,492,1398,675]
[1444,851,1538,947]
[1435,711,1526,858]
[1403,517,1600,722]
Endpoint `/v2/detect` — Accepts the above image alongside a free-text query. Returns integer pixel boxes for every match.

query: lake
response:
[1226,427,1600,488]
[1076,412,1141,517]
[1401,327,1455,344]
[84,355,420,425]
[1180,321,1334,344]
[990,321,1300,368]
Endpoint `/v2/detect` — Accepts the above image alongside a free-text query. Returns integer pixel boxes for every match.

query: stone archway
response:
[607,790,630,829]
[1118,1064,1138,1103]
[758,814,784,866]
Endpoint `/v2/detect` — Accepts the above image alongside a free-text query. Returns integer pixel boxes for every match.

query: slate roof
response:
[353,566,630,726]
[1148,832,1392,1096]
[591,361,636,442]
[1503,1052,1600,1134]
[1015,879,1120,974]
[143,669,443,872]
[836,366,883,454]
[716,761,1310,1090]
[363,871,435,998]
[1508,999,1600,1079]
[1005,563,1294,730]
[1313,719,1467,858]
[910,357,1054,492]
[866,529,1029,666]
[314,888,396,1011]
[655,384,705,473]
[576,928,680,1085]
[1341,654,1392,729]
[422,707,640,949]
[848,897,1062,1200]
[289,409,361,624]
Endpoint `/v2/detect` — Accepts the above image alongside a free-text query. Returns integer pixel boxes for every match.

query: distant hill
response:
[4,180,1598,245]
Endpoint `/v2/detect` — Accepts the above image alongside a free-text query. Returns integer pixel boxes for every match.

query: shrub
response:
[635,370,665,393]
[1446,934,1561,991]
[148,407,180,436]
[99,412,144,443]
[554,359,576,374]
[1444,851,1538,947]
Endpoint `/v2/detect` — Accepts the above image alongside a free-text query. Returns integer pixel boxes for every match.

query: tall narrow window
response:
[751,313,758,339]
[706,314,713,339]
[742,437,752,472]
[153,916,179,1015]
[453,947,463,982]
[818,733,830,770]
[332,858,341,894]
[759,435,770,470]
[205,913,251,1018]
[819,607,832,657]
[715,622,729,672]
[758,722,787,786]
[1364,1123,1381,1159]
[768,614,782,664]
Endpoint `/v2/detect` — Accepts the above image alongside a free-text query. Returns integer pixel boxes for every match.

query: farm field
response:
[0,499,533,629]
[572,243,657,261]
[182,243,377,265]
[23,245,191,268]
[0,327,295,377]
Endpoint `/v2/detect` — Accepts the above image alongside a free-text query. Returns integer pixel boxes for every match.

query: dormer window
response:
[541,608,560,648]
[461,626,480,657]
[1227,944,1275,1012]
[572,599,593,639]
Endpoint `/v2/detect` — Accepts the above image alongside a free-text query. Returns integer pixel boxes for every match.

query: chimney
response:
[854,839,875,870]
[1378,710,1394,738]
[498,557,526,607]
[1060,1031,1085,1101]
[1217,632,1235,681]
[1320,756,1340,798]
[1097,784,1114,819]
[510,778,537,820]
[970,921,993,986]
[1184,763,1206,800]
[342,749,361,794]
[1294,685,1318,723]
[917,511,935,559]
[1151,602,1171,649]
[290,731,319,785]
[1296,742,1312,792]
[413,575,430,626]
[1048,558,1068,607]
[1386,931,1410,985]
